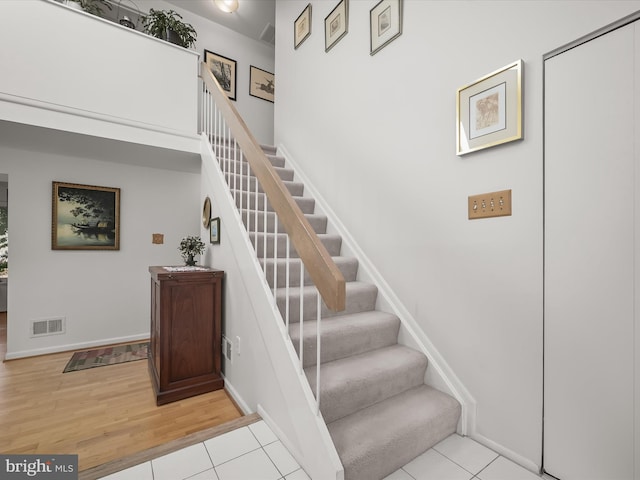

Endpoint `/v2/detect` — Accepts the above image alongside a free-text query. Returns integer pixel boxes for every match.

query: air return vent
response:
[31,317,65,337]
[260,23,275,45]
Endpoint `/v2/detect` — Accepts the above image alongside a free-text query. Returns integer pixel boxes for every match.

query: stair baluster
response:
[201,74,326,417]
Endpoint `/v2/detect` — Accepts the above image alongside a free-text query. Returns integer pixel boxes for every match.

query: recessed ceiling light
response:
[214,0,239,13]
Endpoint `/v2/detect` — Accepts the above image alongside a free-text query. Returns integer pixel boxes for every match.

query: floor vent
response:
[31,317,65,337]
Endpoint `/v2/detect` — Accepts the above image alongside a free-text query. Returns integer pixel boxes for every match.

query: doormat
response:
[63,342,149,373]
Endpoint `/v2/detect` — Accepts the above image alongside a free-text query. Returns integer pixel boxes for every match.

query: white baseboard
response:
[222,374,252,415]
[471,432,541,475]
[4,333,149,360]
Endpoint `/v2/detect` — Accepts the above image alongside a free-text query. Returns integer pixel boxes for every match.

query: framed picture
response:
[210,217,220,244]
[370,0,402,56]
[325,0,348,52]
[294,3,312,49]
[204,50,237,101]
[249,66,275,103]
[456,59,524,155]
[52,181,120,250]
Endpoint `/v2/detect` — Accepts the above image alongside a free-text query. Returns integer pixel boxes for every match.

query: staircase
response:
[230,144,461,480]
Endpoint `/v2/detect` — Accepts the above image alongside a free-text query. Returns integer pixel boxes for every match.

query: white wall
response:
[134,0,276,144]
[0,0,275,148]
[2,137,200,359]
[274,0,640,470]
[0,0,199,149]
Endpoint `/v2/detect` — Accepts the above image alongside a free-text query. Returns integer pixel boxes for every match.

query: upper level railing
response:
[200,64,346,313]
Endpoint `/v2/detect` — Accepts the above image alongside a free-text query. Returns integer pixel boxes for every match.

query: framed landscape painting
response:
[456,59,523,155]
[52,181,120,250]
[204,50,237,101]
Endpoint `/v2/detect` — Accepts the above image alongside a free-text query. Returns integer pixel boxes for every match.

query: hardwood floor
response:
[0,327,244,473]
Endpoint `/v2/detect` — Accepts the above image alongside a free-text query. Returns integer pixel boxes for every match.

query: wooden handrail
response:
[201,63,346,312]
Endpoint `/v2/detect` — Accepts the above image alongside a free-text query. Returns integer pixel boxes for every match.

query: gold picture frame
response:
[456,59,524,155]
[52,181,120,250]
[294,3,312,50]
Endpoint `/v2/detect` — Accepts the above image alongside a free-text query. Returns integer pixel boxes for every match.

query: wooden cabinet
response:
[148,266,224,405]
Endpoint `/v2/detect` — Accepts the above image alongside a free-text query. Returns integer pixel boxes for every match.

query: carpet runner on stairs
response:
[227,143,461,480]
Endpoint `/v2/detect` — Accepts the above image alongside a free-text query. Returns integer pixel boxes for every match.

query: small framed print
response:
[52,181,120,250]
[456,59,524,155]
[249,66,275,103]
[204,50,237,101]
[210,217,220,244]
[370,0,402,55]
[325,0,348,52]
[294,3,312,49]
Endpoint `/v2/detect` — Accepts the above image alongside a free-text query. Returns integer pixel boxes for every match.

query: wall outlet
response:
[222,336,232,362]
[235,336,241,356]
[468,189,512,220]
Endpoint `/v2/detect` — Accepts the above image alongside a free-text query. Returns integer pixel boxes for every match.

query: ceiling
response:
[164,0,276,45]
[0,121,201,174]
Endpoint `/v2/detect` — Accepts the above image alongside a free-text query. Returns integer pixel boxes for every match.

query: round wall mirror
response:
[202,197,212,228]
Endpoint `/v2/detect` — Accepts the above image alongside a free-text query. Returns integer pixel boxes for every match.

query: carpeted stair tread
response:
[305,345,428,423]
[227,174,304,196]
[262,256,358,289]
[277,282,378,323]
[227,161,294,182]
[328,385,461,480]
[217,145,284,167]
[214,150,284,168]
[261,144,278,155]
[231,189,315,214]
[251,233,342,259]
[241,209,327,235]
[289,311,400,367]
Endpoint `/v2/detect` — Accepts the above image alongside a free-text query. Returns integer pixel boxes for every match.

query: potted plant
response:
[178,235,206,266]
[63,0,112,17]
[142,9,197,48]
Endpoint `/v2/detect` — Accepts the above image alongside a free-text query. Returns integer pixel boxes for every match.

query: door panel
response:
[544,23,635,480]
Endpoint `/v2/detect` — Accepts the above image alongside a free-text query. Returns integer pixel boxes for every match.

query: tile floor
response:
[100,421,543,480]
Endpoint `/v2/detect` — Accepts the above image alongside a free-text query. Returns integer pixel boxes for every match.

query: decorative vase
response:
[185,254,196,266]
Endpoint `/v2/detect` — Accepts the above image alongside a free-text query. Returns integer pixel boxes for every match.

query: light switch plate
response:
[152,233,164,244]
[468,189,512,219]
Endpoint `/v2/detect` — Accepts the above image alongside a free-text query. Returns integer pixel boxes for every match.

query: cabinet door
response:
[168,280,216,383]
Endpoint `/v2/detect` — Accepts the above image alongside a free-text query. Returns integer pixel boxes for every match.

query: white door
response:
[544,21,638,480]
